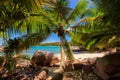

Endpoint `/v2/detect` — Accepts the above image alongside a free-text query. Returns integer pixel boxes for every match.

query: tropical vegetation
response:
[0,0,90,73]
[71,0,120,52]
[0,0,120,79]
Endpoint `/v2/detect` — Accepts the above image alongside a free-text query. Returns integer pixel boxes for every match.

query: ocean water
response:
[23,46,60,57]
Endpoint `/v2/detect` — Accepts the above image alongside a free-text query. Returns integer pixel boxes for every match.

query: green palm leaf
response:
[67,0,89,22]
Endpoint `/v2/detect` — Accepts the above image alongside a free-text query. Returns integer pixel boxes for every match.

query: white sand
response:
[55,52,105,60]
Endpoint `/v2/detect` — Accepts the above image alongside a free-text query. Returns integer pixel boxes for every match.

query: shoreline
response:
[0,49,105,60]
[55,52,105,60]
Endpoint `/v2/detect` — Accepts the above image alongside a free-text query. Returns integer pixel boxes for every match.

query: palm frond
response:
[16,31,51,53]
[67,0,88,22]
[49,0,72,23]
[71,8,120,51]
[92,0,120,25]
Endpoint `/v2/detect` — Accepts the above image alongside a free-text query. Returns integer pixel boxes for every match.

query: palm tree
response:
[22,0,89,70]
[0,0,89,72]
[15,0,89,70]
[47,0,90,70]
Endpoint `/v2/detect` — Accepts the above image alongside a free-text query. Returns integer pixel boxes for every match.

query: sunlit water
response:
[23,46,60,57]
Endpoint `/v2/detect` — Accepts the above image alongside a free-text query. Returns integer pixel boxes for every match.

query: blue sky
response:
[43,33,71,43]
[69,0,78,8]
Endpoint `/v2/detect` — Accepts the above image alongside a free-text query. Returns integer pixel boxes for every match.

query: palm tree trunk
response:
[57,23,74,71]
[57,24,66,71]
[59,38,65,70]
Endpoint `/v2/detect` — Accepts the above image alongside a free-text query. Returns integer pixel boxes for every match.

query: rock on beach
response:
[31,50,59,67]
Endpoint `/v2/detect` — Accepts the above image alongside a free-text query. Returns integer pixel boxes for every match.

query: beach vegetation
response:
[71,0,120,52]
[0,0,120,79]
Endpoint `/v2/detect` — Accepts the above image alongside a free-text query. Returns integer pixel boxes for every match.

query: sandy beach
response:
[55,52,105,60]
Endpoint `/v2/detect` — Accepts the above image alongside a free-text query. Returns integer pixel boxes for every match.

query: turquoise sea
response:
[23,46,60,57]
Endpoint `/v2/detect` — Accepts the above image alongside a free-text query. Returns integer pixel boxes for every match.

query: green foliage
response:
[0,0,53,74]
[67,0,89,21]
[64,40,74,60]
[92,0,120,25]
[0,0,90,72]
[71,0,120,51]
[48,0,89,60]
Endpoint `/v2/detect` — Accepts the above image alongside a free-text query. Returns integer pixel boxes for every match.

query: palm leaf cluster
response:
[72,0,120,51]
[92,0,120,25]
[0,0,54,48]
[0,0,27,37]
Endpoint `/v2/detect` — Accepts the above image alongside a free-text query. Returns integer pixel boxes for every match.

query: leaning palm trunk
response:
[58,24,74,70]
[64,39,74,61]
[60,37,65,70]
